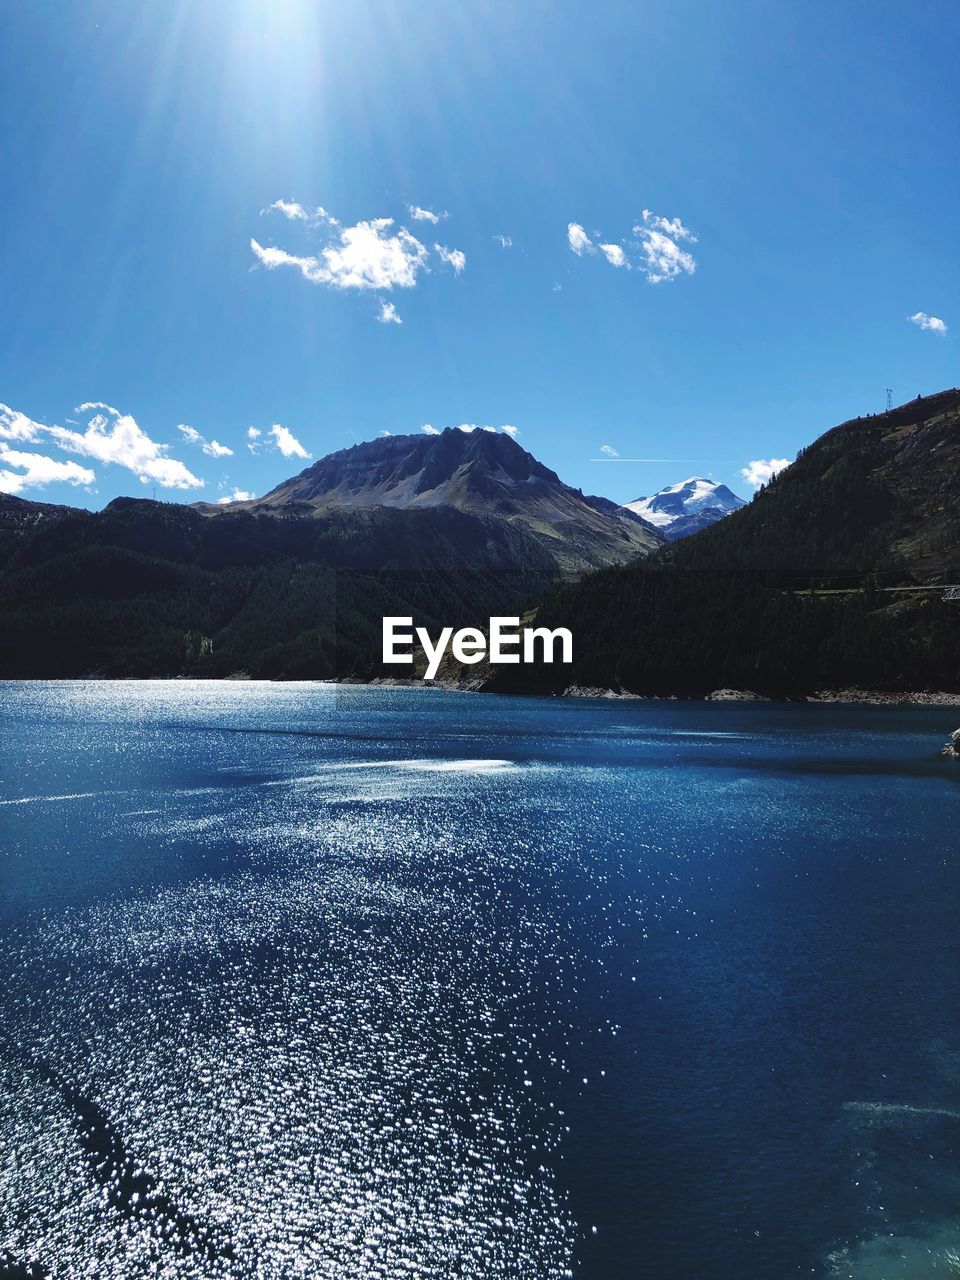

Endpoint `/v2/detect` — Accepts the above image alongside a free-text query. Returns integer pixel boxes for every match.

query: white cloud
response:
[247,422,309,458]
[0,443,95,495]
[269,424,310,459]
[177,424,234,458]
[434,244,466,273]
[599,444,620,458]
[266,199,309,221]
[251,217,429,293]
[636,230,696,283]
[634,211,697,283]
[599,243,626,268]
[377,299,402,325]
[568,222,593,255]
[379,430,394,437]
[740,457,790,488]
[908,311,947,335]
[264,199,337,225]
[216,488,256,504]
[640,210,697,242]
[420,424,440,435]
[377,300,402,325]
[252,202,474,322]
[1,401,207,492]
[323,220,429,290]
[250,240,314,275]
[0,403,46,443]
[45,405,203,489]
[407,205,445,224]
[569,211,697,282]
[500,424,519,437]
[177,424,203,446]
[494,234,513,248]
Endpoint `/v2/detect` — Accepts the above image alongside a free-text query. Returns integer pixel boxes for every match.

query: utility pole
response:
[885,388,893,412]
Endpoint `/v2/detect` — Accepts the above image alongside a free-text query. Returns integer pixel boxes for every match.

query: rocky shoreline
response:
[808,690,960,707]
[345,676,960,706]
[48,673,960,708]
[561,684,960,705]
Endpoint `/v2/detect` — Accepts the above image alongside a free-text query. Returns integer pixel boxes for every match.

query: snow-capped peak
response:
[624,477,745,538]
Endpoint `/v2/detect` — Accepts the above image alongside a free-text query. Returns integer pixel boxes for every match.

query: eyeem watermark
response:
[383,616,573,680]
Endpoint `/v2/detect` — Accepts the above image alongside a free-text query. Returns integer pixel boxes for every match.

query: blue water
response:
[1,681,958,1279]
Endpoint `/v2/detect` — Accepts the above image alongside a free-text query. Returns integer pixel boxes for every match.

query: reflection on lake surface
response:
[1,681,958,1278]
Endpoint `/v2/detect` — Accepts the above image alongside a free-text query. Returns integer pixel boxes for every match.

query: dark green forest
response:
[0,499,554,680]
[492,564,959,696]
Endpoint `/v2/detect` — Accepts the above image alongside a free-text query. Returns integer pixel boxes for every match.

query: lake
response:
[1,681,958,1279]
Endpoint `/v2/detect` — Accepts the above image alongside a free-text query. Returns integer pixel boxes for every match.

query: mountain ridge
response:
[664,387,960,577]
[196,427,663,573]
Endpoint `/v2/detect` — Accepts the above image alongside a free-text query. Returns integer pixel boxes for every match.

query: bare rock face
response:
[242,427,664,573]
[943,729,960,758]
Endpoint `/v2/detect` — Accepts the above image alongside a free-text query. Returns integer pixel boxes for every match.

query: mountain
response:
[217,428,663,572]
[11,390,956,692]
[0,492,76,529]
[624,477,745,541]
[0,430,660,678]
[495,389,960,697]
[660,387,960,578]
[0,492,75,567]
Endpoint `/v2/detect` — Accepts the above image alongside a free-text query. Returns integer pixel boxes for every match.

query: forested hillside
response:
[0,496,553,678]
[493,391,960,696]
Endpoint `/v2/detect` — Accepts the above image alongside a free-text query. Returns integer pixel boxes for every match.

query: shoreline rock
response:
[705,689,771,702]
[53,675,960,707]
[338,679,960,706]
[810,689,960,706]
[563,685,643,700]
[943,729,960,758]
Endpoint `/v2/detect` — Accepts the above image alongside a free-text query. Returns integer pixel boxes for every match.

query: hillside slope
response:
[496,391,960,697]
[670,389,960,578]
[0,496,562,678]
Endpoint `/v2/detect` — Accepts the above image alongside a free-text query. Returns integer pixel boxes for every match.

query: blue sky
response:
[1,0,956,509]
